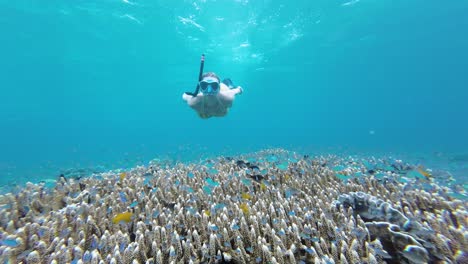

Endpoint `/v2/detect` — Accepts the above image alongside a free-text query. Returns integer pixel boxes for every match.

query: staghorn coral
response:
[0,148,466,264]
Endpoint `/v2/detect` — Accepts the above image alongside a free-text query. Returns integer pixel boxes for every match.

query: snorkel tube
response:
[199,54,205,82]
[185,54,205,97]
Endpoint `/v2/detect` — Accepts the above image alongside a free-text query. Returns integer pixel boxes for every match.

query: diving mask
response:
[199,78,220,95]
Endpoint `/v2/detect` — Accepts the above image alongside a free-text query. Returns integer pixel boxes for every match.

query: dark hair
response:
[202,72,220,82]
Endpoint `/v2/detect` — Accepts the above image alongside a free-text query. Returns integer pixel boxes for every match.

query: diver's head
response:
[200,72,220,95]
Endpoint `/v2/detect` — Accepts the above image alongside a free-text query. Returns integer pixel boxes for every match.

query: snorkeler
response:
[182,54,243,119]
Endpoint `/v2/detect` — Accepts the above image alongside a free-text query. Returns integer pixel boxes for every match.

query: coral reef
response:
[0,149,466,264]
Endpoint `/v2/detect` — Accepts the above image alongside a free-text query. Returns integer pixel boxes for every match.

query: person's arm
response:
[230,86,243,95]
[217,86,242,107]
[183,93,204,108]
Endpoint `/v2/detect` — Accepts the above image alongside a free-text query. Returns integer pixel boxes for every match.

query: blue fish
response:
[278,163,288,171]
[202,186,212,195]
[0,239,19,247]
[214,203,226,211]
[83,251,92,262]
[205,178,219,187]
[241,178,252,186]
[119,192,127,203]
[153,210,160,218]
[119,242,126,252]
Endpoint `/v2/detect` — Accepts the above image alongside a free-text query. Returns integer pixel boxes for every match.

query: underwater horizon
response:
[1,0,468,189]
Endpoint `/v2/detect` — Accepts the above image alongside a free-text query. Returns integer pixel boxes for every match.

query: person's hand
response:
[237,86,243,95]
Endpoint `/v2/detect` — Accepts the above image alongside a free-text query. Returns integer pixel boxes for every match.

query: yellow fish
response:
[284,174,290,181]
[260,182,266,191]
[112,212,133,224]
[204,210,211,216]
[120,172,127,183]
[241,193,252,200]
[417,167,432,179]
[239,203,249,215]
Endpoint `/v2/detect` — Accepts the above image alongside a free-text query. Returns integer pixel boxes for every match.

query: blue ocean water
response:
[0,0,467,188]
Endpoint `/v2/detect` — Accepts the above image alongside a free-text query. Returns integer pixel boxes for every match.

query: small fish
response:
[260,182,267,191]
[203,186,212,195]
[119,242,126,252]
[205,177,219,187]
[112,212,133,224]
[285,188,297,198]
[214,203,226,211]
[236,160,247,168]
[129,201,138,208]
[162,201,176,210]
[119,192,127,203]
[143,177,150,186]
[119,172,127,183]
[335,173,348,180]
[417,166,432,179]
[278,163,288,171]
[83,251,92,262]
[311,237,320,243]
[248,164,260,170]
[300,232,311,240]
[239,203,249,215]
[249,174,264,182]
[241,193,252,200]
[204,210,211,216]
[0,238,19,247]
[242,178,252,186]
